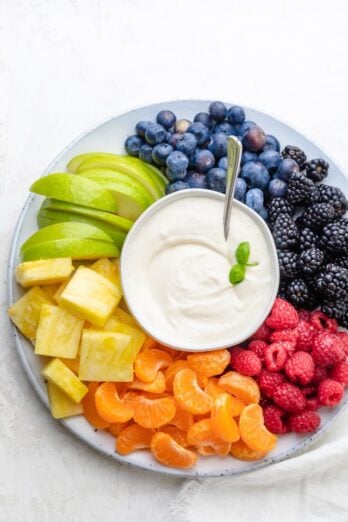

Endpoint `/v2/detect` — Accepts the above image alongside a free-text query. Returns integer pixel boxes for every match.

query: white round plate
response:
[8,100,348,477]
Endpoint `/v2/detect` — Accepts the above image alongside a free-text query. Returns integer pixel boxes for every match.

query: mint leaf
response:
[229,264,246,285]
[236,241,250,265]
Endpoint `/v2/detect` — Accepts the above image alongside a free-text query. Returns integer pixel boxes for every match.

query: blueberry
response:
[175,133,198,156]
[259,206,268,220]
[212,121,235,136]
[166,168,187,182]
[208,133,227,159]
[187,122,211,146]
[206,168,226,193]
[234,178,247,202]
[166,150,189,175]
[268,178,288,198]
[184,171,208,189]
[168,132,182,148]
[192,149,215,174]
[135,121,152,138]
[152,143,174,166]
[166,181,190,194]
[139,144,153,164]
[145,123,166,145]
[277,158,300,181]
[246,188,264,213]
[165,131,173,142]
[242,126,266,152]
[218,156,228,170]
[125,135,144,157]
[238,120,257,137]
[241,151,258,166]
[194,112,213,129]
[209,101,227,122]
[240,161,270,190]
[263,134,281,152]
[227,105,245,125]
[258,150,282,172]
[156,110,176,129]
[175,119,191,134]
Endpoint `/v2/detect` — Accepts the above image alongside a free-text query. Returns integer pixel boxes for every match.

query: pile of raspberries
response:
[230,298,348,434]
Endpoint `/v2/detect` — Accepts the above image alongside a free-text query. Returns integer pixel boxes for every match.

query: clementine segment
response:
[164,360,189,391]
[134,349,173,383]
[173,368,212,415]
[150,432,197,469]
[187,418,231,456]
[131,395,176,429]
[160,425,189,447]
[218,371,260,404]
[211,393,240,443]
[116,423,155,455]
[81,382,110,430]
[95,382,134,423]
[109,421,132,437]
[204,378,225,399]
[187,349,230,377]
[239,404,277,453]
[129,371,166,394]
[230,439,267,461]
[169,405,194,431]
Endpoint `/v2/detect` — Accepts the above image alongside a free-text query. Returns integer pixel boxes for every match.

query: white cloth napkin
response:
[169,410,348,522]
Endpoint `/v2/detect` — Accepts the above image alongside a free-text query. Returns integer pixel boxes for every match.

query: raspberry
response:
[232,350,262,377]
[310,310,338,333]
[298,309,311,322]
[311,365,328,385]
[329,362,348,385]
[337,332,348,355]
[296,320,317,351]
[229,347,244,367]
[266,298,299,330]
[312,332,345,367]
[259,397,272,409]
[250,323,271,342]
[289,410,321,433]
[273,383,306,413]
[264,343,288,371]
[318,378,344,407]
[248,340,268,360]
[306,397,321,411]
[301,386,317,398]
[285,351,315,385]
[258,370,285,399]
[263,405,288,434]
[270,328,298,344]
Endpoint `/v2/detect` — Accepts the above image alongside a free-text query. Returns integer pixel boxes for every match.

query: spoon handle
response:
[223,136,243,240]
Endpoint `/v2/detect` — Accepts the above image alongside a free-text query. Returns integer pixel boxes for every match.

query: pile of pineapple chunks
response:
[8,257,146,420]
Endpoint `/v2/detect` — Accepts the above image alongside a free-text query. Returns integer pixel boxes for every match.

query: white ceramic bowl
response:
[121,188,279,351]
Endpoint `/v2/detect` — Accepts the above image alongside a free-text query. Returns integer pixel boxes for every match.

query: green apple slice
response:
[30,174,118,213]
[21,238,119,262]
[37,209,127,250]
[21,222,114,253]
[77,171,149,221]
[40,199,133,232]
[125,157,168,192]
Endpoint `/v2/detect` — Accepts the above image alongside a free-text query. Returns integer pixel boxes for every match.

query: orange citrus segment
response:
[95,382,134,423]
[134,349,173,383]
[204,378,225,399]
[239,404,277,453]
[131,395,176,429]
[169,405,194,431]
[211,393,240,443]
[173,368,212,415]
[164,360,189,391]
[141,337,158,352]
[187,349,230,377]
[187,418,231,456]
[230,439,267,461]
[197,446,215,456]
[116,423,155,455]
[150,432,197,469]
[81,382,110,430]
[160,426,189,447]
[157,344,179,358]
[219,371,260,404]
[128,371,166,394]
[108,421,132,437]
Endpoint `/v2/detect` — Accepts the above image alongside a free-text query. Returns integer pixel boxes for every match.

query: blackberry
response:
[298,227,320,251]
[305,158,329,182]
[277,250,299,278]
[297,248,325,276]
[282,145,307,169]
[273,213,299,250]
[302,275,320,310]
[300,203,336,231]
[315,263,348,300]
[334,255,348,269]
[321,300,346,321]
[340,311,348,329]
[286,172,315,206]
[306,186,321,205]
[320,218,348,255]
[286,278,311,307]
[268,198,294,226]
[278,280,288,299]
[317,184,348,217]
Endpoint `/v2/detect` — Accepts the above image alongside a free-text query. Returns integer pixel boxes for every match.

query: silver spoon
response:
[223,135,243,240]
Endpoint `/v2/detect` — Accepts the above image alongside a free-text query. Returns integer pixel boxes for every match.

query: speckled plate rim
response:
[7,99,348,478]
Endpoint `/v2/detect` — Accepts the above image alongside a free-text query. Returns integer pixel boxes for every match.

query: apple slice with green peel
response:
[30,174,118,213]
[40,199,133,232]
[21,222,114,253]
[124,156,168,191]
[21,238,119,262]
[77,171,149,221]
[37,209,127,249]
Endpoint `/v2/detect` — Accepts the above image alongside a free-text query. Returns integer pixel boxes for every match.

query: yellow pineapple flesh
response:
[47,381,83,419]
[16,258,74,288]
[59,357,80,374]
[35,304,83,358]
[60,265,122,326]
[90,257,120,286]
[8,286,54,343]
[42,358,88,403]
[102,316,145,360]
[113,307,137,327]
[41,284,60,301]
[53,277,71,304]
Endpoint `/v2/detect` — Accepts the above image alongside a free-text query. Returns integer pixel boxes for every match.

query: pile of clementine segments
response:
[82,339,277,469]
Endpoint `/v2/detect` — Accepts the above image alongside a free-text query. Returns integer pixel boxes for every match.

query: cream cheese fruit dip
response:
[121,190,279,351]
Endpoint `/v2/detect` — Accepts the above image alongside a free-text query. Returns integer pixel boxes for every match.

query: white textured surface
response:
[1,1,348,521]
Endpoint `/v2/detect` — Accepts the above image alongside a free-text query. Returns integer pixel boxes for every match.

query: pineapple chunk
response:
[53,277,71,304]
[47,381,83,419]
[103,316,145,360]
[41,284,60,301]
[79,329,133,382]
[35,304,83,358]
[59,357,80,374]
[42,358,88,403]
[16,258,74,288]
[60,266,121,326]
[113,307,137,327]
[8,286,53,343]
[90,257,120,286]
